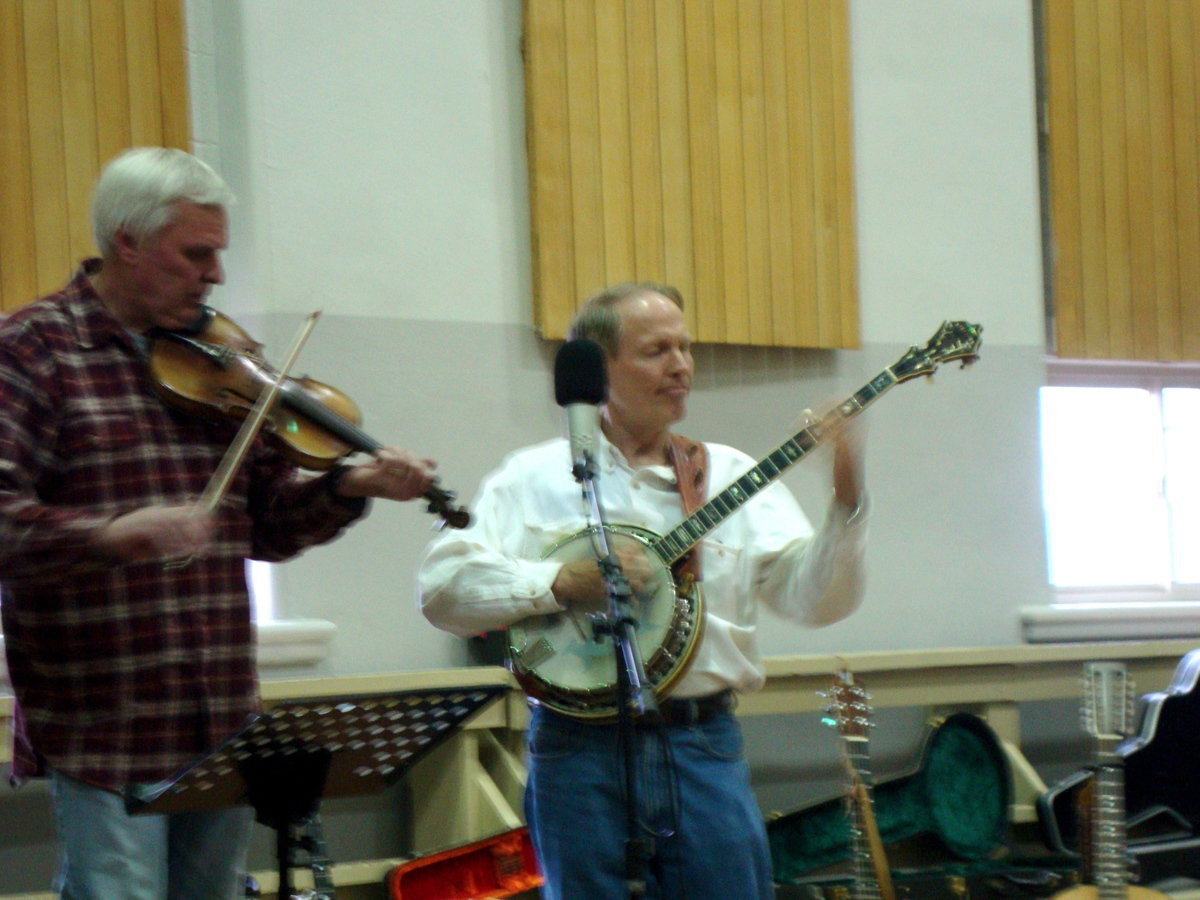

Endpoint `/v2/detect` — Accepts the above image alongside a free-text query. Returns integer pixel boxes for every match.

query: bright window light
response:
[247,560,276,621]
[1041,381,1200,593]
[1165,388,1200,584]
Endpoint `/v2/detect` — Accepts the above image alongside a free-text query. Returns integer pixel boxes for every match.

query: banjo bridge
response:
[512,636,556,670]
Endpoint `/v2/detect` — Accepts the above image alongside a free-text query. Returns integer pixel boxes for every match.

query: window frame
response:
[1025,358,1200,641]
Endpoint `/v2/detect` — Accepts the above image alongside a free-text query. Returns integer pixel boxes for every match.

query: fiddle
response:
[147,306,470,529]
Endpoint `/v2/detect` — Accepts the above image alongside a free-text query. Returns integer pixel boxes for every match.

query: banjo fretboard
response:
[650,320,981,567]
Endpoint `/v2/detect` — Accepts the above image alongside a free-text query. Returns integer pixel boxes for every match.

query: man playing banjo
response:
[418,282,868,900]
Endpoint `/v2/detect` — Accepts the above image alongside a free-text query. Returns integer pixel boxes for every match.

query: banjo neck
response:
[653,381,877,566]
[653,318,985,567]
[652,321,980,566]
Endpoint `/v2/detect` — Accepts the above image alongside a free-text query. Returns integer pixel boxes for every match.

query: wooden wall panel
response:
[525,0,859,349]
[0,0,189,312]
[1045,0,1200,361]
[0,1,39,310]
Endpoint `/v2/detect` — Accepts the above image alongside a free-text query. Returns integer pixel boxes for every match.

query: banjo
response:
[507,321,983,719]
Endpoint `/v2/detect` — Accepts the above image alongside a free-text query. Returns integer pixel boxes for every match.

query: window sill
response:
[0,618,336,691]
[256,618,338,668]
[1021,601,1200,643]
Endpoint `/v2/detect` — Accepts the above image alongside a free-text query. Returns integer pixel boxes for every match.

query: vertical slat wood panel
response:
[24,0,72,291]
[785,0,819,346]
[807,0,840,347]
[0,0,189,312]
[1075,0,1112,357]
[626,0,665,278]
[1046,0,1200,361]
[91,0,132,162]
[0,0,39,309]
[156,0,189,148]
[525,0,857,348]
[738,0,772,344]
[125,0,163,144]
[829,0,858,346]
[595,0,634,281]
[1120,1,1154,360]
[524,0,573,335]
[654,0,697,335]
[1145,1,1180,361]
[1168,2,1200,361]
[713,0,748,343]
[762,0,796,345]
[58,0,100,264]
[563,2,606,317]
[1097,1,1131,358]
[1046,0,1084,358]
[1186,3,1200,359]
[684,0,725,343]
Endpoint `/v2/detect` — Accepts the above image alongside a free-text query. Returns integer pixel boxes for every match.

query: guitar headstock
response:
[890,321,983,383]
[822,669,872,743]
[1082,661,1136,760]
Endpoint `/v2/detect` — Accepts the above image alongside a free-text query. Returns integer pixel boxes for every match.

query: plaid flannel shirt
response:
[0,261,367,791]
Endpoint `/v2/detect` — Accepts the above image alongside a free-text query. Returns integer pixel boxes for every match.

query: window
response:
[247,560,276,621]
[1040,362,1200,600]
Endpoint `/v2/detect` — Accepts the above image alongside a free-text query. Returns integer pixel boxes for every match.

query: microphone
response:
[554,339,608,480]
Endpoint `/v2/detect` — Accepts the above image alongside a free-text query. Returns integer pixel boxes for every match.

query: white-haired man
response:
[0,147,437,899]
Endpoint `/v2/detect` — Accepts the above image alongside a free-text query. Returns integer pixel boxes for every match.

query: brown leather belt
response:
[654,690,735,727]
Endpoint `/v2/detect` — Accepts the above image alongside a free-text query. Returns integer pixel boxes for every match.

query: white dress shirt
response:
[418,435,865,698]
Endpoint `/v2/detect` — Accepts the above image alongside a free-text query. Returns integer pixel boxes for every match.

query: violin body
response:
[149,308,361,469]
[148,307,470,528]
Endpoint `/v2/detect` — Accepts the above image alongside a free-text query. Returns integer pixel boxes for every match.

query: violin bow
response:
[166,311,321,569]
[199,310,322,512]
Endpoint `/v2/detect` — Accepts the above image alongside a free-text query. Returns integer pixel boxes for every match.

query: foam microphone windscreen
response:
[554,339,608,406]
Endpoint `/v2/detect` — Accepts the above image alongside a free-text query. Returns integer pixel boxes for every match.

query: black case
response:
[1036,647,1200,885]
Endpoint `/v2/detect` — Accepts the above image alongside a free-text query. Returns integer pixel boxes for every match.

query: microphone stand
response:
[572,450,659,900]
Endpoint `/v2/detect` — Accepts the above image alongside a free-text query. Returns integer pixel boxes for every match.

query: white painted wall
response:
[851,0,1046,346]
[183,0,1051,676]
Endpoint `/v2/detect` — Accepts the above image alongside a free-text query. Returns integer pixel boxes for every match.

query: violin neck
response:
[277,379,381,456]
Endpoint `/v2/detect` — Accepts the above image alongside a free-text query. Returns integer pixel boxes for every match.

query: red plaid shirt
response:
[0,261,367,790]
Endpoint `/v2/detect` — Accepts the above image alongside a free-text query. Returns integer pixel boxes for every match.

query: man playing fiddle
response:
[0,147,436,899]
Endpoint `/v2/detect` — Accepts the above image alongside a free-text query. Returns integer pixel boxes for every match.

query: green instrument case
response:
[768,712,1076,898]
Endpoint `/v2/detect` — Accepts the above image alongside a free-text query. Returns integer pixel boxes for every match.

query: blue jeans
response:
[49,770,254,900]
[525,705,774,900]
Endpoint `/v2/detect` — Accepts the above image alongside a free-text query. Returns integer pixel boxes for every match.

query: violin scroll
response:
[426,482,471,530]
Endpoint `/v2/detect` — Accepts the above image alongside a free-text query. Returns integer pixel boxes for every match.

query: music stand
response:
[126,684,506,899]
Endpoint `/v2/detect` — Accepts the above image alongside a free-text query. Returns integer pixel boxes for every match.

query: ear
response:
[113,228,140,265]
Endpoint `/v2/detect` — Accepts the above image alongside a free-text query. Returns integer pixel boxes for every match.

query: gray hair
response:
[91,147,235,258]
[567,281,684,356]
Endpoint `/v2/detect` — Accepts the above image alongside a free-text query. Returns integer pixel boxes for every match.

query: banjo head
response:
[507,524,703,719]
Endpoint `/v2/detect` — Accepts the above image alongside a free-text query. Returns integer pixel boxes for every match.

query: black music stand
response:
[125,685,506,899]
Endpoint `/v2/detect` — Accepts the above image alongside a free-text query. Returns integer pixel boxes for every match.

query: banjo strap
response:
[667,433,708,583]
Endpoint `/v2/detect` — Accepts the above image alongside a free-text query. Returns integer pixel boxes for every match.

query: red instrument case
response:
[384,826,542,900]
